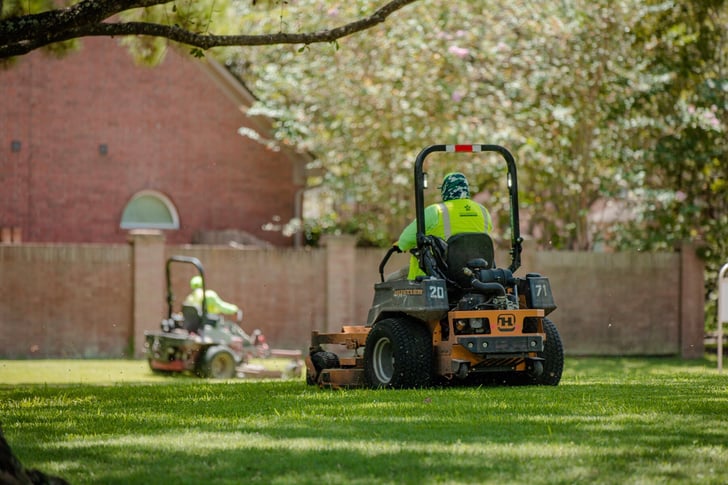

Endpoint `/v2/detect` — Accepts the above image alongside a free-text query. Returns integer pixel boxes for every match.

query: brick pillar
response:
[128,229,166,358]
[322,234,357,332]
[680,242,705,358]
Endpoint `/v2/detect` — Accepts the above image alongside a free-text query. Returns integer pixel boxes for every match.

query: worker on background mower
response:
[395,172,493,280]
[184,275,243,321]
[184,276,266,350]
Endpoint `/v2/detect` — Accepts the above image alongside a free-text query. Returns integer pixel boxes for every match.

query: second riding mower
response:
[144,255,302,379]
[306,144,564,389]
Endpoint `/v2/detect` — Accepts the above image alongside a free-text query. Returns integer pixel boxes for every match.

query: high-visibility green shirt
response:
[397,199,493,279]
[183,288,239,315]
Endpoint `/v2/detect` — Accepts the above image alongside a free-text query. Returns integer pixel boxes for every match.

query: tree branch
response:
[0,0,419,59]
[0,0,165,43]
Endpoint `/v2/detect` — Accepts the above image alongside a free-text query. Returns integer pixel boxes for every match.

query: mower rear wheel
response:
[364,317,432,389]
[535,317,564,385]
[509,317,564,386]
[198,346,236,379]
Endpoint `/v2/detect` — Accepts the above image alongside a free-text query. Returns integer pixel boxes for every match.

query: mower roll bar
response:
[414,144,523,274]
[165,255,209,318]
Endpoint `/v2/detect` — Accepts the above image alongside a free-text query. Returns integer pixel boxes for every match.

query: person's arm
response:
[396,205,440,251]
[204,290,239,315]
[396,219,417,251]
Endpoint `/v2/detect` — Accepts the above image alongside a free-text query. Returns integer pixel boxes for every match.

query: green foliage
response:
[1,0,81,57]
[2,0,412,60]
[190,47,206,58]
[612,0,728,330]
[119,35,171,66]
[117,0,236,64]
[2,0,57,17]
[220,1,661,250]
[1,358,726,484]
[220,1,727,333]
[219,0,727,268]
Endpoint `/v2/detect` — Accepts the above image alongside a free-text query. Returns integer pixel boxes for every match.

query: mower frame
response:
[144,255,302,379]
[306,144,564,389]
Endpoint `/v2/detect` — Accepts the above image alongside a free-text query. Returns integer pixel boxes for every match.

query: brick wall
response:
[160,244,327,351]
[0,244,133,358]
[0,239,705,359]
[0,38,302,246]
[521,250,683,356]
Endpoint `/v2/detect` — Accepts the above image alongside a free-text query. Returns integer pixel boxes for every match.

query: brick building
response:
[0,38,309,246]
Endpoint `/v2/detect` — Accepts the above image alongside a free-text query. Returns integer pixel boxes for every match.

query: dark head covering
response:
[440,172,470,201]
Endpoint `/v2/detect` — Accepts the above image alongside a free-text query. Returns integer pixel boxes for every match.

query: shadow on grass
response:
[3,365,727,485]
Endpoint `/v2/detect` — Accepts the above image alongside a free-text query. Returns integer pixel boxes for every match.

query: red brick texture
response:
[0,239,705,359]
[322,234,357,332]
[0,244,133,358]
[0,38,303,245]
[519,246,705,357]
[161,245,327,353]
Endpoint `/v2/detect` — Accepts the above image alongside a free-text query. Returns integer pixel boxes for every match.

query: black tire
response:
[197,346,236,379]
[311,351,340,371]
[307,351,340,385]
[500,317,564,386]
[364,317,432,389]
[535,317,564,385]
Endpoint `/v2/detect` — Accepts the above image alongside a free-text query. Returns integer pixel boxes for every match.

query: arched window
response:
[120,190,179,230]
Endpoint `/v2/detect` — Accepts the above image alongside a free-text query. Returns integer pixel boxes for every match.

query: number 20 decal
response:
[429,286,445,299]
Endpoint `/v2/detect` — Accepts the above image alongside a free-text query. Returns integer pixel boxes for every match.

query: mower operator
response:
[395,172,493,280]
[184,276,243,321]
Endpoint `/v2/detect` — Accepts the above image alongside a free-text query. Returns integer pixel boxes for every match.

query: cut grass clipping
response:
[1,357,726,485]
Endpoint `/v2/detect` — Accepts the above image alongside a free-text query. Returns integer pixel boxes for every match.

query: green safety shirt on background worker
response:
[397,173,493,280]
[184,276,240,315]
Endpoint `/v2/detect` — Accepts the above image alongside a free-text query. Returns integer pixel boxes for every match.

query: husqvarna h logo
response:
[497,314,516,332]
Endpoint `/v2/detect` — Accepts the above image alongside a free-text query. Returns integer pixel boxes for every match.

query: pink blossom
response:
[448,45,470,58]
[704,111,719,127]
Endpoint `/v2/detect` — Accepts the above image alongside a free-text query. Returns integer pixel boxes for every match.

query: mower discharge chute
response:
[306,144,564,389]
[144,255,303,379]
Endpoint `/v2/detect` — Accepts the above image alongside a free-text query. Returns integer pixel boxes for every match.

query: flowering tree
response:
[616,1,727,251]
[226,0,654,249]
[613,0,728,330]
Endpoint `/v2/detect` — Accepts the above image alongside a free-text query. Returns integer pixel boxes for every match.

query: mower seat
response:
[181,305,202,333]
[445,232,496,289]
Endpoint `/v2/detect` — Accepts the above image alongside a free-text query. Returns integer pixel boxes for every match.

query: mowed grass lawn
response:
[1,357,726,485]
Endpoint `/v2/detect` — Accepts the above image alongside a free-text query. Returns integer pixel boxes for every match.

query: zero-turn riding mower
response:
[144,255,302,379]
[306,144,564,389]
